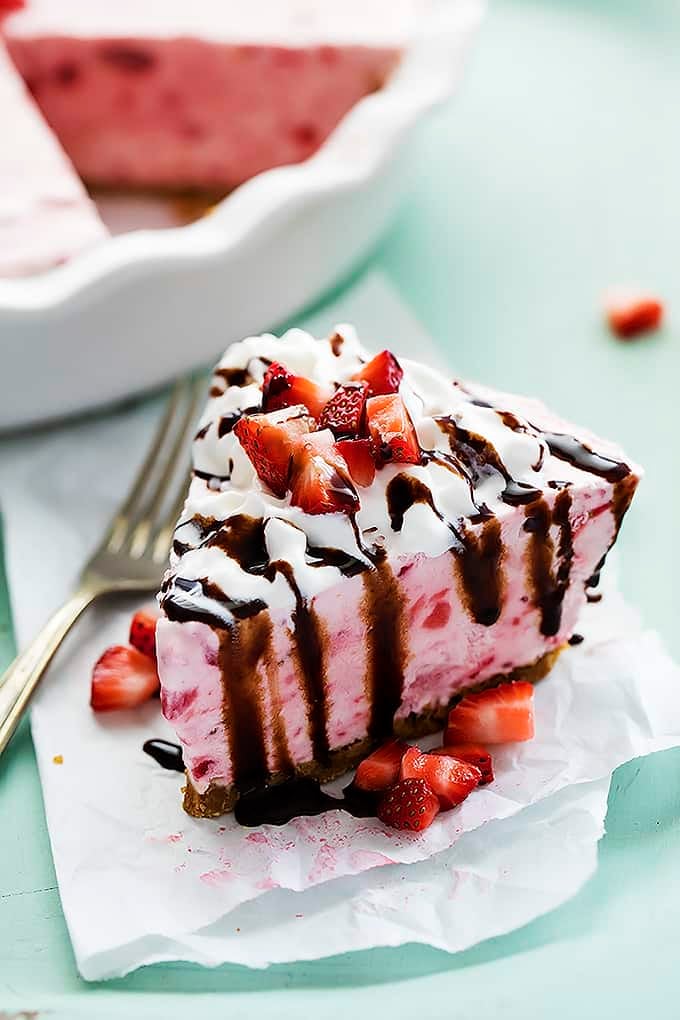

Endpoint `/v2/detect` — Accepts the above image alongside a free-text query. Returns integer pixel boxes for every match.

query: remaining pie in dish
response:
[0,0,421,275]
[155,326,640,817]
[0,40,105,278]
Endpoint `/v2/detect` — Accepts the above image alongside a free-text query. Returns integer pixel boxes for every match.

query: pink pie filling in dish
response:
[4,0,419,191]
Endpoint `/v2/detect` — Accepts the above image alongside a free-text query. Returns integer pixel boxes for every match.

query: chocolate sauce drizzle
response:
[220,616,272,791]
[524,489,574,637]
[233,777,378,827]
[386,473,445,533]
[143,739,184,772]
[162,576,266,626]
[540,432,629,483]
[214,366,253,388]
[457,518,504,626]
[217,405,261,439]
[276,561,331,767]
[363,558,406,741]
[434,417,542,510]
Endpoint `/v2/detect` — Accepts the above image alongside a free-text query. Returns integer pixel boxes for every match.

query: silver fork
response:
[0,376,204,757]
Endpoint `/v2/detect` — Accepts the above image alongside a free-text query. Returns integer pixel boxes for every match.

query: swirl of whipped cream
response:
[165,325,629,612]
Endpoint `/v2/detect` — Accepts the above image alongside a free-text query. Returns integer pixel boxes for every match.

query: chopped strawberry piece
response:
[319,381,369,436]
[353,350,404,396]
[604,289,664,339]
[0,0,24,12]
[334,438,376,487]
[400,746,481,810]
[289,434,360,515]
[445,681,535,745]
[432,744,494,785]
[261,361,332,419]
[354,738,410,791]
[366,393,421,466]
[234,409,311,497]
[91,645,159,712]
[377,777,440,832]
[129,608,159,661]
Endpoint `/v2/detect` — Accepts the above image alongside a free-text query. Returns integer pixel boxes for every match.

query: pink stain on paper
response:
[200,868,235,887]
[255,876,280,891]
[349,849,395,871]
[307,842,338,883]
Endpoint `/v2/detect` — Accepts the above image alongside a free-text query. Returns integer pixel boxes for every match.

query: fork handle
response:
[0,587,94,758]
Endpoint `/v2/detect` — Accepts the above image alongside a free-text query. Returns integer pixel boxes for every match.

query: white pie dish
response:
[0,0,483,430]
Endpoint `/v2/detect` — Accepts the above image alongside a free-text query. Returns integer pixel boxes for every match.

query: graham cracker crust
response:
[182,645,564,819]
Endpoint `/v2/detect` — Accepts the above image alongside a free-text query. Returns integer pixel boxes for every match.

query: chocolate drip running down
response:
[385,473,504,628]
[206,514,269,574]
[274,560,331,768]
[220,615,273,792]
[362,558,407,741]
[456,518,505,627]
[523,490,574,637]
[386,473,446,533]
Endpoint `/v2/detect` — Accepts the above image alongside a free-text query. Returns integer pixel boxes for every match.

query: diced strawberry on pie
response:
[91,645,160,712]
[400,746,481,810]
[129,608,160,661]
[377,777,440,832]
[334,438,376,487]
[366,393,421,466]
[261,361,333,419]
[234,408,311,497]
[604,289,664,340]
[445,681,535,745]
[354,738,410,791]
[352,349,404,396]
[432,744,494,785]
[289,432,360,516]
[319,381,369,436]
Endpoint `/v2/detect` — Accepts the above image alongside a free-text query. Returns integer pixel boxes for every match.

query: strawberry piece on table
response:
[400,746,481,809]
[433,743,494,785]
[129,608,160,661]
[289,432,360,515]
[91,645,160,712]
[353,349,404,396]
[604,290,664,340]
[319,381,369,436]
[366,393,421,465]
[334,438,376,487]
[261,361,333,419]
[445,681,535,745]
[354,738,410,792]
[378,777,440,832]
[234,409,311,497]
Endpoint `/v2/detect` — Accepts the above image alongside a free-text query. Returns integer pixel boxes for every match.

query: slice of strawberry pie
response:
[156,326,641,817]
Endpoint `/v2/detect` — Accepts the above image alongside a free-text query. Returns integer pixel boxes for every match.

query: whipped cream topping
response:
[162,326,633,616]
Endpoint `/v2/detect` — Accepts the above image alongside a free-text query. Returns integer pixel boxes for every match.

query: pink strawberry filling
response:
[156,482,616,795]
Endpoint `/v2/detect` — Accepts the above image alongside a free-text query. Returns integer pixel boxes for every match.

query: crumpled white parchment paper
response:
[1,273,677,981]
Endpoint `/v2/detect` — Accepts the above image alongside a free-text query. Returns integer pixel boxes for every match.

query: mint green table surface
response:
[2,1,679,1016]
